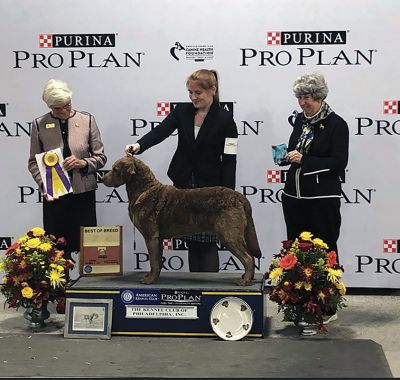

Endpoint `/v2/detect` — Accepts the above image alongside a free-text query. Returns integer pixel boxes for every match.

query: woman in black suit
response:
[125,69,238,272]
[281,72,349,259]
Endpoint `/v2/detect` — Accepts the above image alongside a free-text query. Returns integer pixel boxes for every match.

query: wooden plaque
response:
[80,225,123,276]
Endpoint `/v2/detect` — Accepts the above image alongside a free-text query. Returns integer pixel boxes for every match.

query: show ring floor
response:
[0,271,398,378]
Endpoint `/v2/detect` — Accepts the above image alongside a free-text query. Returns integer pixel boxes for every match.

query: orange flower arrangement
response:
[266,231,347,330]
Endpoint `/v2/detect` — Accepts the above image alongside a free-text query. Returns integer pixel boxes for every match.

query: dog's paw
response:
[240,304,247,312]
[140,273,157,285]
[222,301,229,308]
[212,318,220,325]
[243,324,250,331]
[225,331,233,339]
[234,277,252,286]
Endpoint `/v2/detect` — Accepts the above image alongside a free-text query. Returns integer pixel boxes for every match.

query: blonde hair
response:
[42,79,72,108]
[186,69,220,103]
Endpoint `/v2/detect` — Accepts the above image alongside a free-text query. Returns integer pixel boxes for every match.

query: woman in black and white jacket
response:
[280,72,349,259]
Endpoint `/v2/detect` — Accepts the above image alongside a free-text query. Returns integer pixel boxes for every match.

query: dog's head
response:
[102,156,136,187]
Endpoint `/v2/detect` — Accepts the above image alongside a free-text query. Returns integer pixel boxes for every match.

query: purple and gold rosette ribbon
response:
[43,152,72,197]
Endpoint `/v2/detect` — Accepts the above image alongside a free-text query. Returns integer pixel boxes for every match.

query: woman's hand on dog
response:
[125,143,141,156]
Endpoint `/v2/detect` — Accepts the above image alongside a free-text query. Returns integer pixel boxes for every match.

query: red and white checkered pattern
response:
[266,32,281,45]
[39,34,53,48]
[163,239,173,251]
[383,100,398,114]
[156,102,171,116]
[266,169,281,183]
[383,239,398,253]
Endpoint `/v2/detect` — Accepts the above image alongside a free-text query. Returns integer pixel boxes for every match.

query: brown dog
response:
[102,156,262,286]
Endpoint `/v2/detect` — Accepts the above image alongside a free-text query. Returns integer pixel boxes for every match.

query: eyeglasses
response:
[51,102,71,111]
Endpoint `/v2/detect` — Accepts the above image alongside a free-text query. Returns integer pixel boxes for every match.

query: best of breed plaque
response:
[80,226,123,276]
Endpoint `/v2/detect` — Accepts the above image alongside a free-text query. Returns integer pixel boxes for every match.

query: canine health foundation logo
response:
[169,41,214,62]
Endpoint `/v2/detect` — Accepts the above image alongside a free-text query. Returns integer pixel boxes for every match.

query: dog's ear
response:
[120,158,136,182]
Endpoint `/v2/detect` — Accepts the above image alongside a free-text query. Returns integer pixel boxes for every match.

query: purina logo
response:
[356,100,400,135]
[266,169,287,184]
[163,238,228,251]
[13,32,143,69]
[0,237,12,250]
[156,102,234,117]
[266,31,347,46]
[241,29,376,67]
[39,34,116,48]
[383,100,399,114]
[0,104,6,117]
[383,239,400,253]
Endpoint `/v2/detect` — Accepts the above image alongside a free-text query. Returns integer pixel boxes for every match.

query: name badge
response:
[224,137,238,155]
[45,123,55,129]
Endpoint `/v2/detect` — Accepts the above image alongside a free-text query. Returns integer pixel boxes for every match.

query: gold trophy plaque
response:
[80,226,123,276]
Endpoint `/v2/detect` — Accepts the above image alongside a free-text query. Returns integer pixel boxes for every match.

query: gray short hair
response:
[42,79,72,108]
[293,72,329,100]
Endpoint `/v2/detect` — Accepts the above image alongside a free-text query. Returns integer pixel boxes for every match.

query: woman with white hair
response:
[281,72,349,260]
[28,79,107,260]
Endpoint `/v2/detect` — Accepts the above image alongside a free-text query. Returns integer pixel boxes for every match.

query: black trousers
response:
[43,190,97,257]
[186,241,219,272]
[282,194,342,259]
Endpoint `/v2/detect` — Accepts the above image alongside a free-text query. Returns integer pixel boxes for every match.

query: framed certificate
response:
[64,298,113,339]
[80,225,123,276]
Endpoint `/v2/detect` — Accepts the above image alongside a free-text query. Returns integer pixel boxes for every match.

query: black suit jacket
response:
[137,101,238,189]
[283,111,349,198]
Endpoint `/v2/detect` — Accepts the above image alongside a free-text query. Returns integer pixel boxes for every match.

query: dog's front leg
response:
[141,236,162,285]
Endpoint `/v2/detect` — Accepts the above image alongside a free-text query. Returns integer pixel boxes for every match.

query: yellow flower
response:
[304,282,312,291]
[56,265,64,272]
[39,242,52,252]
[327,268,343,283]
[268,267,283,284]
[31,227,45,237]
[299,231,313,241]
[18,235,29,243]
[47,269,66,288]
[0,259,5,272]
[318,291,326,301]
[313,238,329,249]
[21,286,34,299]
[2,276,7,284]
[26,238,40,249]
[294,281,303,289]
[336,281,347,295]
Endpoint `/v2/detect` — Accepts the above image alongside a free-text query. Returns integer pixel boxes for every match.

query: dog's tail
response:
[243,198,262,258]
